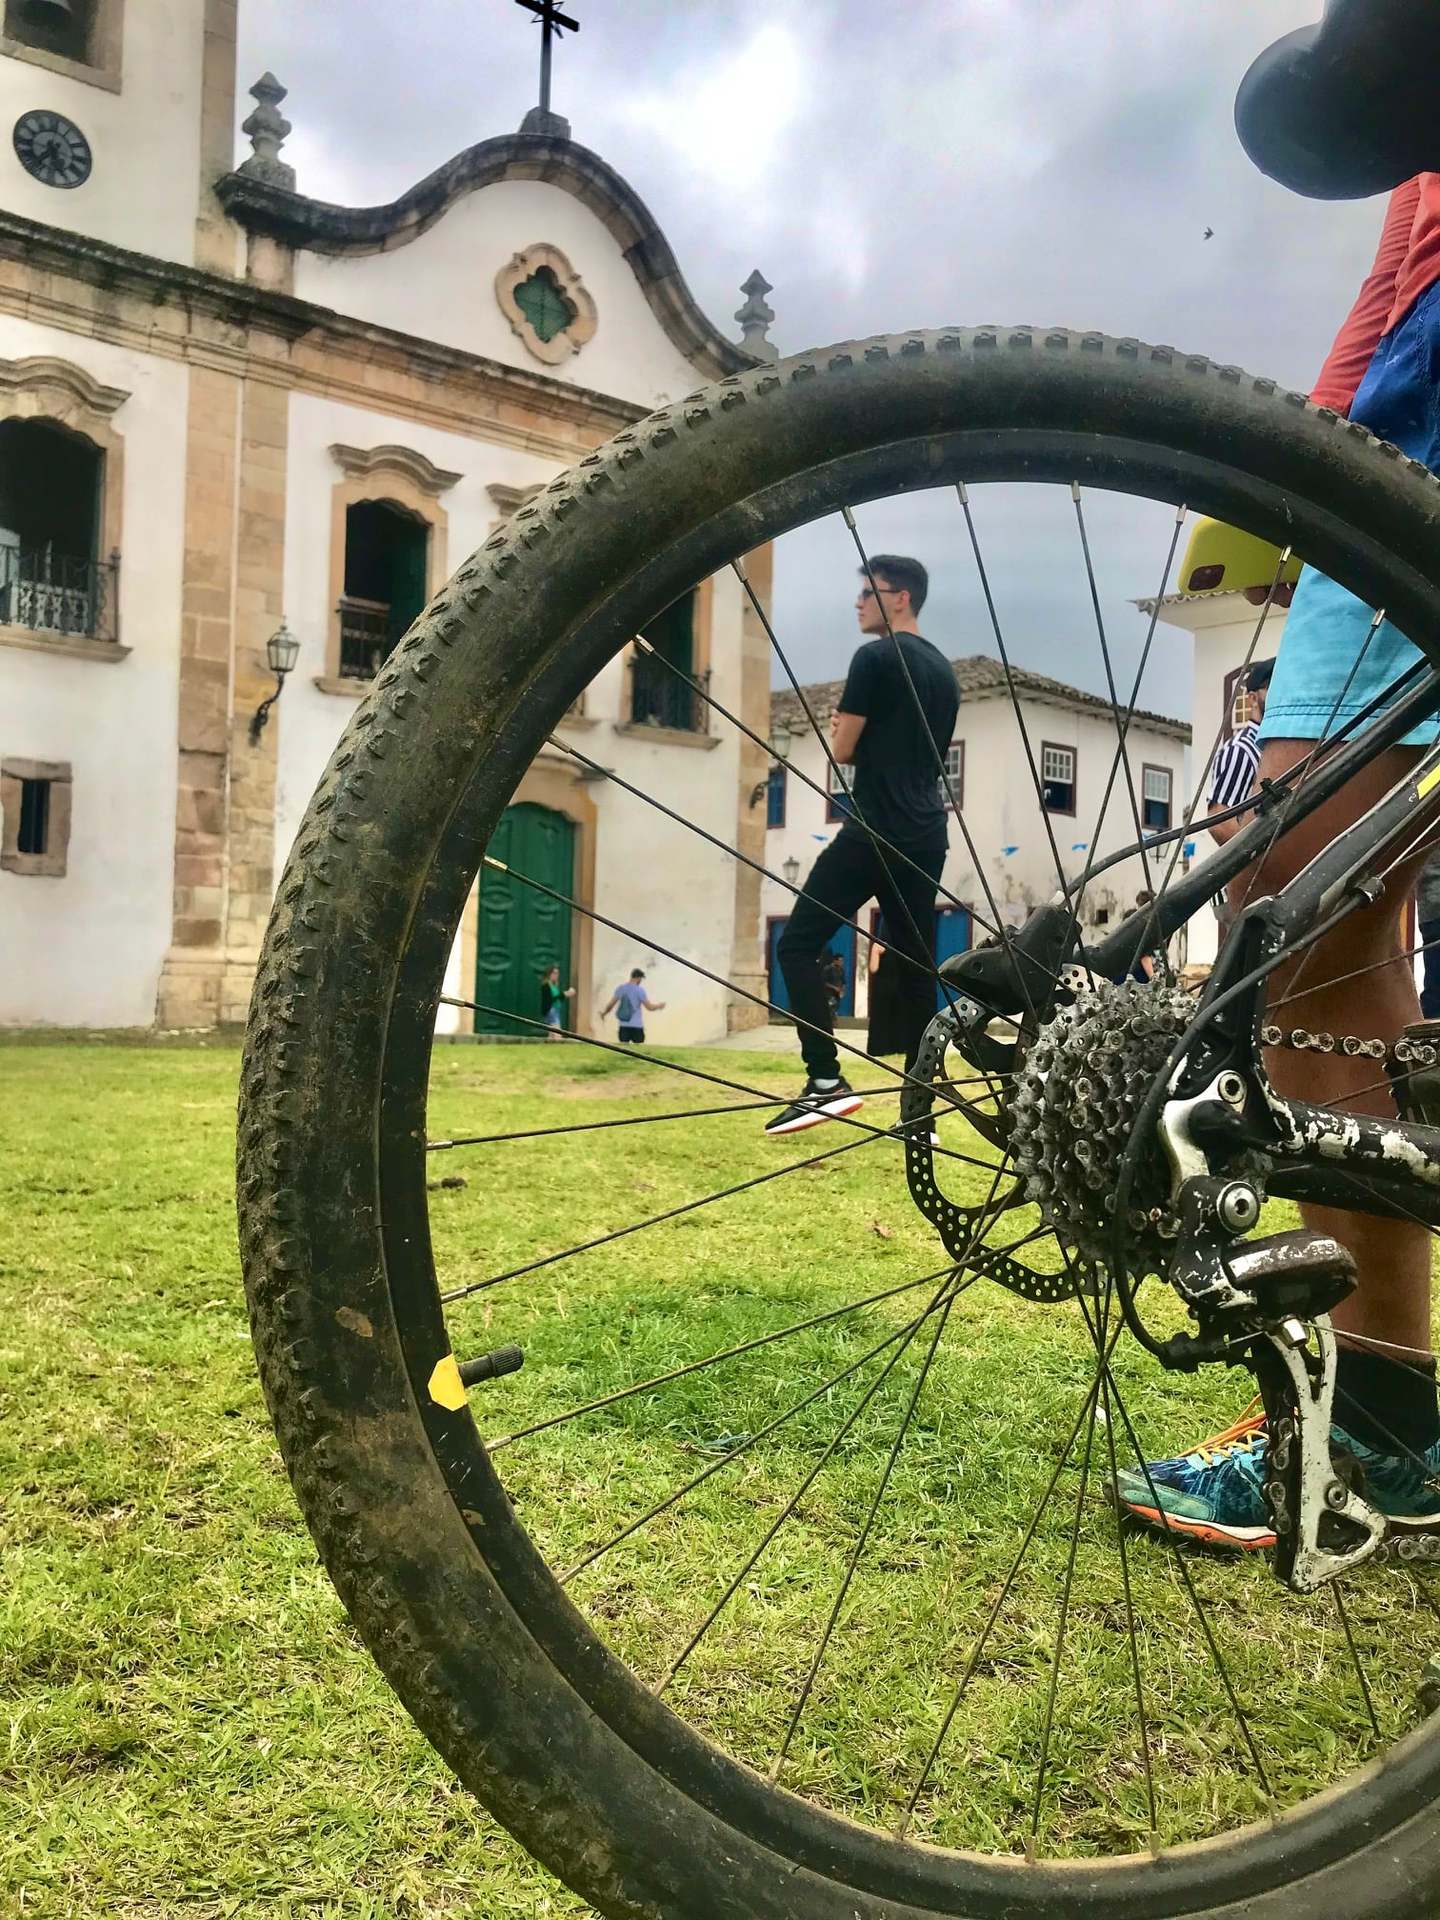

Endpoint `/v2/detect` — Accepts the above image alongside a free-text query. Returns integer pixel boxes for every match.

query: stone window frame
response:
[318,443,459,696]
[1,0,124,93]
[0,354,128,662]
[495,244,598,367]
[1,756,72,876]
[616,578,718,750]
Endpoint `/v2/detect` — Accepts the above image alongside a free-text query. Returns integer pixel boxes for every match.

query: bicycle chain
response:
[1260,1025,1439,1067]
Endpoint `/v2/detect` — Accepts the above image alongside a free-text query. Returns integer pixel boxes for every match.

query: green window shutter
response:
[514,267,578,345]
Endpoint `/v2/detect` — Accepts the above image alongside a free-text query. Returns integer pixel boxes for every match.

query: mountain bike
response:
[237,5,1440,1913]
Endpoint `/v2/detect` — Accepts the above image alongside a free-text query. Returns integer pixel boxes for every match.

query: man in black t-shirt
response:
[767,555,959,1137]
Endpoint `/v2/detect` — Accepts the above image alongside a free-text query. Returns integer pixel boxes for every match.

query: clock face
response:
[13,110,91,189]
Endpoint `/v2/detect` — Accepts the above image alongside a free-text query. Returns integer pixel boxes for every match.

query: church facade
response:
[0,0,775,1040]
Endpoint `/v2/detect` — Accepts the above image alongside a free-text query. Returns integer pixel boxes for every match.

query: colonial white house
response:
[762,656,1191,1022]
[0,0,777,1040]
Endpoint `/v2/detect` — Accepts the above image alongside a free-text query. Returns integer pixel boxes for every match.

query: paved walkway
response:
[706,1020,865,1053]
[707,1023,793,1051]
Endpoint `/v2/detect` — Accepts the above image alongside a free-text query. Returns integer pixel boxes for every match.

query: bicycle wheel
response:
[238,327,1440,1918]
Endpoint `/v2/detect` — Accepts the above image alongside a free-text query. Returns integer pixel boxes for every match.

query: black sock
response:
[1334,1346,1440,1456]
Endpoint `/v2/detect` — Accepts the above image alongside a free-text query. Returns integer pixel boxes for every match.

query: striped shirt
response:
[1209,723,1260,813]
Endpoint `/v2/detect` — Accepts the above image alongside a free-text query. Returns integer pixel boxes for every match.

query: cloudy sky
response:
[238,0,1386,723]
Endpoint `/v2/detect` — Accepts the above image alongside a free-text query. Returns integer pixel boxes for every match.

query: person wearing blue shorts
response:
[1119,172,1440,1548]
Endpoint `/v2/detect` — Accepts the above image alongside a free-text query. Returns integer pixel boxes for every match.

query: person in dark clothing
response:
[820,948,847,1013]
[864,920,911,1060]
[539,963,575,1041]
[767,555,958,1137]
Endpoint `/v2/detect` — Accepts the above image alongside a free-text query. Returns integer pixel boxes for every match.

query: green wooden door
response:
[474,804,575,1035]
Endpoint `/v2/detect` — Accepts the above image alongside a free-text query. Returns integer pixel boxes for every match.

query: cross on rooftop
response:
[515,0,580,124]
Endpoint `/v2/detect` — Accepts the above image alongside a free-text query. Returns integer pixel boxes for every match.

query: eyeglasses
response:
[857,585,901,601]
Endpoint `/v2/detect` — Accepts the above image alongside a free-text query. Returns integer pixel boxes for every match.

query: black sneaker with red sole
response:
[763,1078,863,1137]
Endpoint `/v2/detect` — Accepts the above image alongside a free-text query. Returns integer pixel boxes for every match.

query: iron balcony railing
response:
[0,546,120,643]
[628,651,710,733]
[337,595,405,680]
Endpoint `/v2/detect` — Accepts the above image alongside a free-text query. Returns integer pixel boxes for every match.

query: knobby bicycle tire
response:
[238,326,1440,1919]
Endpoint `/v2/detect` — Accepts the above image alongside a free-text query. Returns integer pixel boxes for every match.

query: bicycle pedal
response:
[1391,1020,1440,1127]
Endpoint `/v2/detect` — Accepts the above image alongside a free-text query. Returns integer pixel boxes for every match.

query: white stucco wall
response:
[0,314,187,1025]
[280,389,749,1046]
[0,1,207,268]
[294,179,707,413]
[761,688,1190,1013]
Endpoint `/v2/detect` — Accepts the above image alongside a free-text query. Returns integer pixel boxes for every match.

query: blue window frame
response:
[766,763,787,827]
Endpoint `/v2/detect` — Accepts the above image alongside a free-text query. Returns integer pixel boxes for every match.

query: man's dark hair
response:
[865,554,928,615]
[630,968,645,980]
[1243,656,1275,693]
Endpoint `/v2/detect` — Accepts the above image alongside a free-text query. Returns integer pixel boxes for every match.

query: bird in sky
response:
[1203,226,1215,240]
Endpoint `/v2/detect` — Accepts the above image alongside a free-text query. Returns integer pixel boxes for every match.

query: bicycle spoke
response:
[771,1165,1017,1780]
[441,995,988,1154]
[772,1279,961,1781]
[898,1316,1125,1833]
[1067,503,1187,948]
[841,508,1041,1028]
[1099,1361,1159,1837]
[475,855,983,1123]
[490,1262,962,1454]
[1333,1583,1382,1741]
[729,563,964,1010]
[953,483,1075,913]
[1268,932,1440,1009]
[635,622,1000,944]
[1070,484,1155,903]
[560,1268,970,1582]
[663,1265,974,1700]
[1097,1357,1273,1801]
[1226,608,1385,933]
[440,1127,885,1305]
[1332,1385,1440,1496]
[430,1083,1004,1162]
[1142,546,1293,943]
[736,549,1013,1123]
[1029,1340,1102,1844]
[430,1090,891,1152]
[546,730,952,1001]
[492,1215,1057,1456]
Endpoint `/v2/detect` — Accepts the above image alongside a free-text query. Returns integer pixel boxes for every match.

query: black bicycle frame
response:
[1089,662,1440,981]
[948,662,1440,1225]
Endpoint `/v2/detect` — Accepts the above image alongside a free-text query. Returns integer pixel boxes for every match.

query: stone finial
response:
[239,73,296,191]
[519,104,572,139]
[735,270,777,361]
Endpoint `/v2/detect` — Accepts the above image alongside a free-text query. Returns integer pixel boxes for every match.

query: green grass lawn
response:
[5,1033,1440,1915]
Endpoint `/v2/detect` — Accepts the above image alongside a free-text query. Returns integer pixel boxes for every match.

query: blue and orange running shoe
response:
[1116,1403,1440,1552]
[1114,1404,1275,1552]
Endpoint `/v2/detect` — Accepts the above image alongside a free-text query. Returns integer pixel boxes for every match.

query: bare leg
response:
[1245,741,1432,1357]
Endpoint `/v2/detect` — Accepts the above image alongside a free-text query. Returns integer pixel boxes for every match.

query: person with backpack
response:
[601,968,666,1044]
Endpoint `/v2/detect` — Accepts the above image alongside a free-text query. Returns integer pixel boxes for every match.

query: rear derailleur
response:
[1161,1158,1386,1591]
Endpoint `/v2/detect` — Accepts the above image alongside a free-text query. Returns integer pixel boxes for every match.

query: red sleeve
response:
[1310,179,1422,413]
